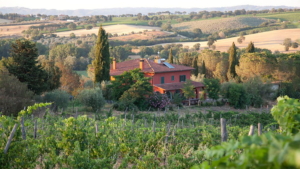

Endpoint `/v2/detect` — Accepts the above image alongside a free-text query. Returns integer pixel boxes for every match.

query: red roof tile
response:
[154,81,205,91]
[110,59,194,76]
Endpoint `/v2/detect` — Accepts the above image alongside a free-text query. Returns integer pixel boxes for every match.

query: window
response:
[161,77,165,84]
[171,76,174,81]
[179,75,186,82]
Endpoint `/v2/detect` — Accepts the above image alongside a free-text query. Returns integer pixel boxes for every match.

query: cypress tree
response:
[93,25,110,84]
[168,48,173,63]
[4,39,49,95]
[246,41,255,53]
[192,56,199,76]
[228,42,238,79]
[202,60,206,78]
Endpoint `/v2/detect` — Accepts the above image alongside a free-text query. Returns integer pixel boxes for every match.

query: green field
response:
[257,12,300,22]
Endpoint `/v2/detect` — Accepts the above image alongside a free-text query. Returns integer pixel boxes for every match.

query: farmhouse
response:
[110,58,205,99]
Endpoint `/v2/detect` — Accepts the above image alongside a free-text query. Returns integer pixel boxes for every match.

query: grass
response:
[257,12,300,22]
[75,70,88,77]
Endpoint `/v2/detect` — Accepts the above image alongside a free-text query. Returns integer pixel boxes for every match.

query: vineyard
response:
[1,96,300,168]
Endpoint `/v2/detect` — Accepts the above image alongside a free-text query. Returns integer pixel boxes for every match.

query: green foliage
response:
[67,22,77,30]
[0,39,14,59]
[119,74,153,110]
[221,82,249,109]
[193,96,300,168]
[76,87,105,112]
[93,25,110,83]
[43,89,70,110]
[203,78,220,100]
[109,45,133,61]
[49,43,79,62]
[181,80,195,106]
[42,61,61,91]
[110,69,153,110]
[113,98,139,112]
[161,23,172,31]
[193,133,300,169]
[243,77,274,107]
[171,93,184,107]
[271,96,300,135]
[18,102,51,117]
[100,81,113,100]
[0,70,34,116]
[278,79,300,99]
[0,104,279,168]
[3,39,50,95]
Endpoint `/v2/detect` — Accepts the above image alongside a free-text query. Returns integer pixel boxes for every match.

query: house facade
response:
[110,58,205,99]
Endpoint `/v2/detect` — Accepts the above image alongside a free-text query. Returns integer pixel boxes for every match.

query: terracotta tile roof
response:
[154,81,205,91]
[110,59,194,76]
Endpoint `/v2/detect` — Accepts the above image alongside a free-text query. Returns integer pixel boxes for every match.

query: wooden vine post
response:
[34,119,37,139]
[258,123,262,136]
[4,124,18,154]
[248,125,255,136]
[21,117,26,140]
[220,118,227,142]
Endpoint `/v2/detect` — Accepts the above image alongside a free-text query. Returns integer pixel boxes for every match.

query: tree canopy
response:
[3,39,51,95]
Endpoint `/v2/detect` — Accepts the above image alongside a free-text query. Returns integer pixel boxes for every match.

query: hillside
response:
[0,5,296,16]
[172,17,272,34]
[54,25,162,37]
[156,29,300,53]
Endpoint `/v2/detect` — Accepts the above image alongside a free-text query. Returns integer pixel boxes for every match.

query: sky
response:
[1,0,300,10]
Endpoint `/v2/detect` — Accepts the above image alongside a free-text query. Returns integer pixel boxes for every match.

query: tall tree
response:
[228,42,238,79]
[168,48,174,63]
[93,25,110,84]
[246,41,255,53]
[192,56,199,76]
[202,60,206,78]
[4,39,49,95]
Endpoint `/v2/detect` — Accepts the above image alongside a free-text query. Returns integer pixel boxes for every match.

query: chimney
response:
[113,58,116,70]
[154,56,161,64]
[139,59,144,70]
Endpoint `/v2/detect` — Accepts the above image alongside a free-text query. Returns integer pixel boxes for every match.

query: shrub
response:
[76,87,105,111]
[148,93,171,109]
[43,89,70,111]
[171,93,184,107]
[0,70,34,116]
[113,100,139,112]
[221,82,249,109]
